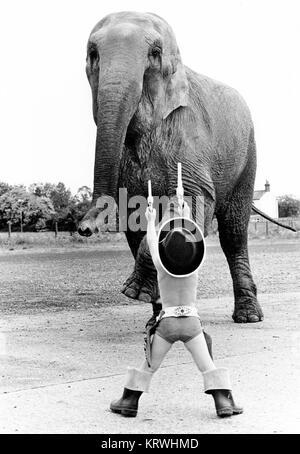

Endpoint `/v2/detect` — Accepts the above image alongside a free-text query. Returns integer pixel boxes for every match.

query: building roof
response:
[253,190,266,201]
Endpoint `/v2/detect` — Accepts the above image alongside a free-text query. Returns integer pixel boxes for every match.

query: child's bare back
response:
[156,266,198,308]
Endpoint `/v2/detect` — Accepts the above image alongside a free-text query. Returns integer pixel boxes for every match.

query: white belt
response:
[160,305,199,319]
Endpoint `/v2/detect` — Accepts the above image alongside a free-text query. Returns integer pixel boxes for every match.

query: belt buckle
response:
[174,306,191,317]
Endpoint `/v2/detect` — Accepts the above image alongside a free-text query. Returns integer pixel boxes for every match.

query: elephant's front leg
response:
[121,234,160,306]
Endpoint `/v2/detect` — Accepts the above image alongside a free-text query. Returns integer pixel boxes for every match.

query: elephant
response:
[78,11,265,323]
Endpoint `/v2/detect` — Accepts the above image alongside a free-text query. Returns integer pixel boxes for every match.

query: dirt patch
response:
[0,238,299,315]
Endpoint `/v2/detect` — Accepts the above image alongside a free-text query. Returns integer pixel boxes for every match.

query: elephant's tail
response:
[251,205,297,232]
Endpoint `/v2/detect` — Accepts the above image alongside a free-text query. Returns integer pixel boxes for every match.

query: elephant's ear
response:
[162,61,189,120]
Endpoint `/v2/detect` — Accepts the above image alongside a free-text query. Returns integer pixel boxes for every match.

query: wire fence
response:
[248,216,299,237]
[1,217,299,249]
[210,216,299,238]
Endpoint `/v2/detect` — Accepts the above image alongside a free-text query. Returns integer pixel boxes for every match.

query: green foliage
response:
[29,182,73,219]
[75,186,92,202]
[0,186,55,230]
[0,182,92,231]
[72,186,92,223]
[0,182,12,197]
[29,182,78,229]
[25,195,56,229]
[0,186,27,225]
[278,195,300,218]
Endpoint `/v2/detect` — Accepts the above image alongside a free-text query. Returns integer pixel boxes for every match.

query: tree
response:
[49,182,73,214]
[29,182,77,228]
[72,186,92,224]
[0,186,28,226]
[29,182,53,198]
[75,186,92,203]
[0,182,12,197]
[29,182,73,212]
[0,186,55,230]
[24,195,56,230]
[278,195,300,217]
[0,182,92,231]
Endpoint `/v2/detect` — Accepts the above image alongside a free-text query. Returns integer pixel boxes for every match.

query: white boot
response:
[203,367,231,393]
[125,367,153,392]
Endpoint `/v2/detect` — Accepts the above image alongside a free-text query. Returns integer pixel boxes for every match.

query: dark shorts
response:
[155,316,202,344]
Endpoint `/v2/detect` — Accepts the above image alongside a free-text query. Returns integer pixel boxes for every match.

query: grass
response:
[0,231,126,250]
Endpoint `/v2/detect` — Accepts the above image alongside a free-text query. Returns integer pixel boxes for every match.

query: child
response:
[110,200,243,418]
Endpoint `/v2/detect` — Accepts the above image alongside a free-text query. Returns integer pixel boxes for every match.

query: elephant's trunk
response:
[78,60,143,236]
[93,76,141,202]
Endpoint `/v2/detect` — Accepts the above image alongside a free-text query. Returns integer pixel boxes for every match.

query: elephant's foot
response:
[121,270,159,304]
[232,298,264,323]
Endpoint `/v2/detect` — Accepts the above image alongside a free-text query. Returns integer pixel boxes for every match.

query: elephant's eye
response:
[149,45,162,68]
[89,49,98,65]
[150,47,161,59]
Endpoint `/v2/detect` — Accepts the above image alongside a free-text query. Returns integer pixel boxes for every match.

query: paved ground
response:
[0,240,300,433]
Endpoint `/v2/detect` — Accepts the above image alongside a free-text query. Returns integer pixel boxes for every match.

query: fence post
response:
[7,221,12,238]
[265,221,269,237]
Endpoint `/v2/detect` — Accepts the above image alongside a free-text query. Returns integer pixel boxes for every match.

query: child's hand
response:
[182,201,191,218]
[145,207,156,222]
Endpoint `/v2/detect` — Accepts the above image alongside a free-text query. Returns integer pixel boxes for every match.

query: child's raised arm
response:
[182,201,191,218]
[145,207,161,269]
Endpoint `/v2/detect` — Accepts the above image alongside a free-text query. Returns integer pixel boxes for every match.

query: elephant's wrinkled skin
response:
[78,11,263,323]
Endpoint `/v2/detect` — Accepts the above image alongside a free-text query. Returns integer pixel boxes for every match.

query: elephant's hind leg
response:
[217,174,263,323]
[218,216,263,322]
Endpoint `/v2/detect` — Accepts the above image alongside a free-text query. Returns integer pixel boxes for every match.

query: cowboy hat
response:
[158,217,205,277]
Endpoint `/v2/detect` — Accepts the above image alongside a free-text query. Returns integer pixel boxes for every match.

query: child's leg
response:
[185,331,243,417]
[184,332,216,372]
[140,333,172,373]
[110,333,172,417]
[124,333,172,392]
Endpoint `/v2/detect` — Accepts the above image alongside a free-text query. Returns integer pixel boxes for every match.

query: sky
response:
[0,0,299,197]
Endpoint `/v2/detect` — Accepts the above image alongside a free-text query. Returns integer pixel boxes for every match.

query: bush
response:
[278,195,300,217]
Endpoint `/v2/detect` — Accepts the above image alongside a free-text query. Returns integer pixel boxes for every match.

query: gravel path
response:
[0,239,299,314]
[0,239,299,433]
